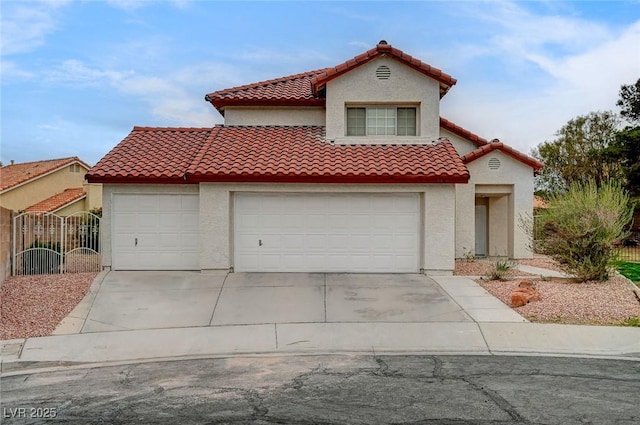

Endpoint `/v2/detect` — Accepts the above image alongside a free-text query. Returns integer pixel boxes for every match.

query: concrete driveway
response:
[81,272,473,333]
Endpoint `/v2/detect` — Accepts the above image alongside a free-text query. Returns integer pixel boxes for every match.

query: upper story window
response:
[70,164,81,173]
[346,107,417,136]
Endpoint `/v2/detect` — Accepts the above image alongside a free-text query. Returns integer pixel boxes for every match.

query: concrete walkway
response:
[2,270,640,372]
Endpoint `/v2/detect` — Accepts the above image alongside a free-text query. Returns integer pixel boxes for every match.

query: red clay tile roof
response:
[87,127,213,183]
[310,41,456,98]
[88,126,470,184]
[205,41,456,114]
[439,117,490,147]
[461,142,544,172]
[0,157,90,192]
[205,69,328,114]
[24,188,86,213]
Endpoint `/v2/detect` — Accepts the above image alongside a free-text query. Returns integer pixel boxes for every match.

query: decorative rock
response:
[510,280,542,307]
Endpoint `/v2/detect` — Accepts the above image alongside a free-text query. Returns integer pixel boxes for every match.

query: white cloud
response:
[42,58,233,126]
[106,0,191,11]
[0,1,70,56]
[0,61,36,80]
[46,59,133,85]
[440,1,640,154]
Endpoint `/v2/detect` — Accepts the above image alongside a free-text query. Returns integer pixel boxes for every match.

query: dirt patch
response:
[0,273,97,340]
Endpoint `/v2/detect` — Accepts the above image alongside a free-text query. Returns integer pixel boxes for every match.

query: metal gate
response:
[13,211,101,275]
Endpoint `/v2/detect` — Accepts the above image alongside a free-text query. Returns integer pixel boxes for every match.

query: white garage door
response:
[234,193,420,273]
[112,194,199,270]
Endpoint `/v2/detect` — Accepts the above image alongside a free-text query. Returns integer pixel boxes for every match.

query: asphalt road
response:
[1,354,639,424]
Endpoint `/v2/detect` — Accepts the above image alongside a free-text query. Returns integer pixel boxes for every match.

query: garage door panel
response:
[234,193,419,273]
[113,194,199,270]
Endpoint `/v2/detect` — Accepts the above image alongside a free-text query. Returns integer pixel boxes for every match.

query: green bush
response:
[538,181,633,281]
[485,258,514,281]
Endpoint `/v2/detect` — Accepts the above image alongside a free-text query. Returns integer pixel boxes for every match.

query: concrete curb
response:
[52,270,109,335]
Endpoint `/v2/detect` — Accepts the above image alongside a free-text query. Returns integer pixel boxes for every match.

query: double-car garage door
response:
[112,192,420,272]
[234,193,420,273]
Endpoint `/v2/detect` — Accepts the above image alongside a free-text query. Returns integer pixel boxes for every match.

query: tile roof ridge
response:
[439,117,489,146]
[1,156,78,168]
[186,126,224,177]
[461,139,543,171]
[310,41,456,97]
[220,124,324,128]
[132,126,214,131]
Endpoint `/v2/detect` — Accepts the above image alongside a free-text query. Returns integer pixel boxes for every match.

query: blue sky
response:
[1,0,639,166]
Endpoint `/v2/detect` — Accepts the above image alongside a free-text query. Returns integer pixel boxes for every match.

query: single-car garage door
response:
[112,194,199,270]
[234,193,420,273]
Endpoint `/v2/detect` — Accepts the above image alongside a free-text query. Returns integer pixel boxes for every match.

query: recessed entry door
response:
[234,193,420,273]
[112,194,199,270]
[475,204,488,257]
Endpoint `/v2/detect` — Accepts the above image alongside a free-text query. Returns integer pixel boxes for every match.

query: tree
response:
[537,181,632,282]
[613,79,640,198]
[617,78,640,123]
[533,111,622,194]
[611,126,640,198]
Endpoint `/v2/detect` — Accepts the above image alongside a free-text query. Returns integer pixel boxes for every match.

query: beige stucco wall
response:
[422,185,457,274]
[100,184,199,269]
[200,183,457,275]
[55,198,88,216]
[223,106,325,126]
[0,207,13,284]
[455,151,534,259]
[85,183,103,211]
[439,129,481,156]
[325,56,441,142]
[0,164,89,212]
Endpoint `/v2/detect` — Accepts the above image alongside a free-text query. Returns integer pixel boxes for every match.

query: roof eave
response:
[209,98,325,114]
[85,176,193,185]
[187,174,469,184]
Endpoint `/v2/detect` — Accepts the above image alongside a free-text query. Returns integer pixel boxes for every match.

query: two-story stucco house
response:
[87,41,542,274]
[0,157,102,215]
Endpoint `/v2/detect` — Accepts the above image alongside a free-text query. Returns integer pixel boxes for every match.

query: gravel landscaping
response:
[0,273,97,340]
[457,257,640,326]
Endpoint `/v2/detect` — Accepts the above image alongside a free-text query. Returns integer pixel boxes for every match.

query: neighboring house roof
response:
[24,188,86,213]
[205,41,456,115]
[0,157,90,193]
[460,141,544,172]
[87,126,470,185]
[309,40,456,98]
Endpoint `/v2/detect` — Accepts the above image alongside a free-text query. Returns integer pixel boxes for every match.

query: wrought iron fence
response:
[617,230,640,263]
[13,211,101,275]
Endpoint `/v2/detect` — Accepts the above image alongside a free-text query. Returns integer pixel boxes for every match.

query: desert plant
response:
[485,258,514,281]
[537,181,633,281]
[461,247,477,262]
[621,316,640,327]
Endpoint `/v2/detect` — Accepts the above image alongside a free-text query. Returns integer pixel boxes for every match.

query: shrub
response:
[537,181,633,281]
[485,258,514,281]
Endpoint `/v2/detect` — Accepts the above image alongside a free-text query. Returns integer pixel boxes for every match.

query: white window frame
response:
[346,106,417,137]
